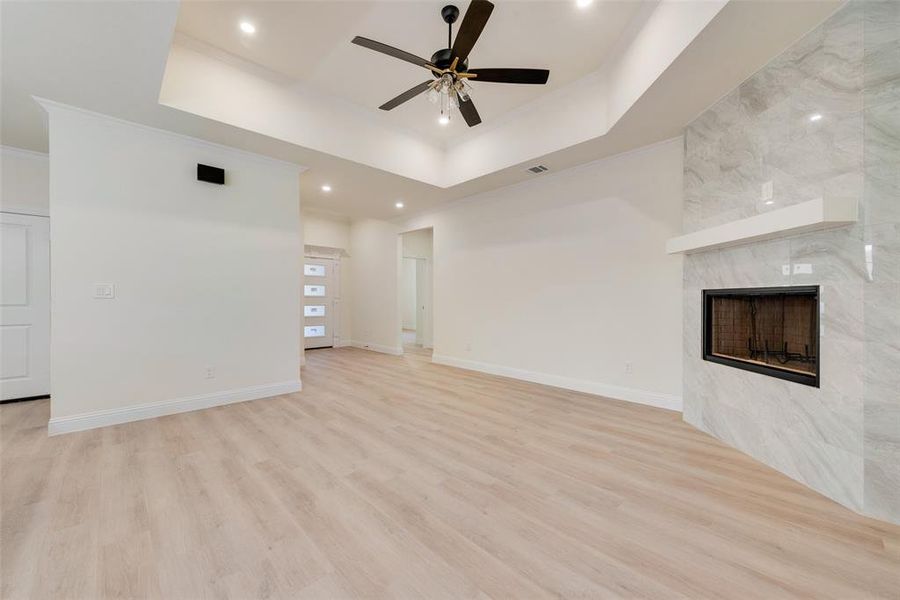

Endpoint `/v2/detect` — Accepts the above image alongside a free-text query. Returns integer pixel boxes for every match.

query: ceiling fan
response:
[351,0,550,127]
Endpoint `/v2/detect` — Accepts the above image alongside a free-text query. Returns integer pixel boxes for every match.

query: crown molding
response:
[33,96,308,172]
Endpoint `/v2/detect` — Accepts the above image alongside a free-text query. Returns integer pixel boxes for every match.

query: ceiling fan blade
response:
[352,36,437,72]
[467,68,550,84]
[379,81,435,111]
[458,96,482,127]
[451,0,494,62]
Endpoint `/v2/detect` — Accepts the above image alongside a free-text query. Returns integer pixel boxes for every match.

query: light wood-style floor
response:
[2,347,899,599]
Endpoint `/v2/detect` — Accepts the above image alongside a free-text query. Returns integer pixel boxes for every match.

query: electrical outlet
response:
[625,361,634,375]
[205,367,215,379]
[782,265,791,276]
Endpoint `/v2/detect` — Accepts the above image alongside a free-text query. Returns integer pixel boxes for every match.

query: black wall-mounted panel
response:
[197,164,225,185]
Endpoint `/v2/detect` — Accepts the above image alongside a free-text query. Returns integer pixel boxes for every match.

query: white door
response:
[1,213,50,401]
[303,258,335,350]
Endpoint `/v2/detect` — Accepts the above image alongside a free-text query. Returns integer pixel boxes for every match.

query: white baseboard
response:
[431,354,682,412]
[1,205,49,217]
[350,340,403,355]
[47,380,302,435]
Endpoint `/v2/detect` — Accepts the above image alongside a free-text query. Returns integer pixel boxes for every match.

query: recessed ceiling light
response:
[438,115,450,126]
[576,0,593,8]
[395,201,404,209]
[239,21,256,34]
[321,184,332,192]
[809,113,823,122]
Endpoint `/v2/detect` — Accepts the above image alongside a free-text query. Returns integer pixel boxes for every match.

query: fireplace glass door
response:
[702,286,819,387]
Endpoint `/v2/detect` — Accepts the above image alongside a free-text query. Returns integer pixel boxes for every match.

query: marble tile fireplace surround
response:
[679,1,899,524]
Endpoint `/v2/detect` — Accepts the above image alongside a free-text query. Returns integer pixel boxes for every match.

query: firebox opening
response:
[702,286,819,387]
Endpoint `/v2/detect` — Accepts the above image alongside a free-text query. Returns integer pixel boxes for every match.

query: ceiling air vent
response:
[527,164,549,174]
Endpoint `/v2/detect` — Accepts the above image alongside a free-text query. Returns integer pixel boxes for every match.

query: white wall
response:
[1,146,49,216]
[46,103,303,431]
[405,138,685,410]
[303,211,350,250]
[349,218,401,355]
[402,228,433,260]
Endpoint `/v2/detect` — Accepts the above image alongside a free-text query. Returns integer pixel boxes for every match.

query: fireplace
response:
[702,286,819,387]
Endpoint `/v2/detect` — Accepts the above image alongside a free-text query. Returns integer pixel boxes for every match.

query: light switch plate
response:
[793,263,813,275]
[94,283,115,299]
[761,180,774,201]
[782,265,791,275]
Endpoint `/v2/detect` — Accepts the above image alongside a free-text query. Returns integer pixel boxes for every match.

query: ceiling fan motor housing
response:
[430,48,468,74]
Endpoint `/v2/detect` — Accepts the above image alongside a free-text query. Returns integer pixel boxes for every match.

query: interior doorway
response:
[399,228,433,356]
[401,257,427,344]
[1,212,50,402]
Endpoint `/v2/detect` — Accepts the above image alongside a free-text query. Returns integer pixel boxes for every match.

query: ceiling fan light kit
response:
[351,0,550,127]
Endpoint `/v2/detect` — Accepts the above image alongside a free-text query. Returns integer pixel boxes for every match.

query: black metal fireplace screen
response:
[702,286,820,387]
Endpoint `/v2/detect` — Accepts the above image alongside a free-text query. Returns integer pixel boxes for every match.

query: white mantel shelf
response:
[666,197,858,254]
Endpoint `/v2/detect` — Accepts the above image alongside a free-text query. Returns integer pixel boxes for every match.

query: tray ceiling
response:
[175,0,650,145]
[2,0,844,219]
